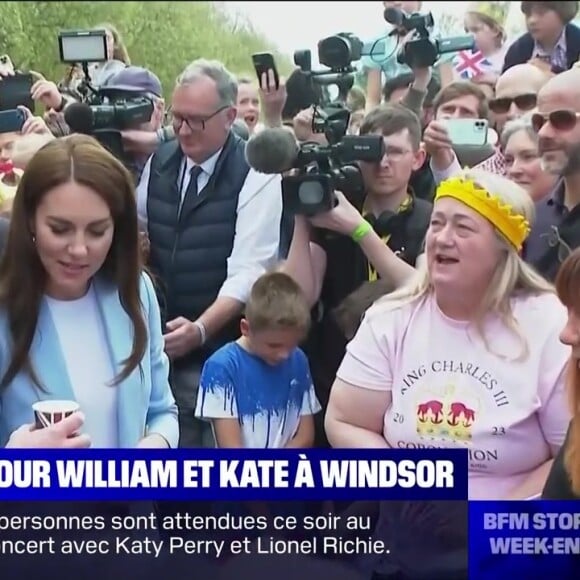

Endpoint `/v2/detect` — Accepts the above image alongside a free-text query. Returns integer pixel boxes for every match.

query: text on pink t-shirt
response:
[336,291,571,500]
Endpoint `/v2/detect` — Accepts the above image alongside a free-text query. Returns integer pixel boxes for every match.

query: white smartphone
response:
[443,118,489,147]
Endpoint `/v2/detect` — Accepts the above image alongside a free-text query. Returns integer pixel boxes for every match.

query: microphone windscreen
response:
[384,7,405,26]
[232,118,250,141]
[64,102,94,134]
[245,127,298,174]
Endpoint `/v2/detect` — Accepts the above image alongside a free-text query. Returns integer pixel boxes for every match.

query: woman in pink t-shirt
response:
[325,168,571,500]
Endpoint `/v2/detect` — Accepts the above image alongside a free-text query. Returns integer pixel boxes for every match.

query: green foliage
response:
[0,1,290,98]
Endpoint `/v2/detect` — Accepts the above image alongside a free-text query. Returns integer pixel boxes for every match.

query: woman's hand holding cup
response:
[6,401,90,448]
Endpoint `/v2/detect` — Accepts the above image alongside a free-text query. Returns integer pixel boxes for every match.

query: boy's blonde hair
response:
[245,272,311,334]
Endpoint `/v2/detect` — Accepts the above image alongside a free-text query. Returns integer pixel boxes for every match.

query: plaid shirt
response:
[431,148,506,186]
[533,29,568,73]
[475,150,506,175]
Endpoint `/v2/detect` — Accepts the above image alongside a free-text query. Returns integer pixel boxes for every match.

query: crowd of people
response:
[0,0,579,515]
[3,1,580,578]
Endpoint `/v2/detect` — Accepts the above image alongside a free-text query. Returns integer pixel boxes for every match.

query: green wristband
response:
[351,220,372,243]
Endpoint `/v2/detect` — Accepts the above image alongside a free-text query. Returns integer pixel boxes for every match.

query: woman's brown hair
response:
[0,134,146,392]
[555,248,580,495]
[95,23,131,64]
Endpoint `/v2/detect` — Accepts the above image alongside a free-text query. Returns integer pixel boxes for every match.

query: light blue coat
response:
[0,272,179,448]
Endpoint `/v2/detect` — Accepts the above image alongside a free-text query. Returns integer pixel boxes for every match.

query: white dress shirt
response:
[429,153,461,186]
[136,148,283,304]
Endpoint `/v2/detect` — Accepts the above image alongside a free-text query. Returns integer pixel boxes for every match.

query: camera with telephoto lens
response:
[384,8,475,69]
[83,93,154,131]
[286,36,385,216]
[86,93,155,164]
[58,30,154,168]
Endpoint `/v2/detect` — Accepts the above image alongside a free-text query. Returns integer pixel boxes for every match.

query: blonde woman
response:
[325,169,571,500]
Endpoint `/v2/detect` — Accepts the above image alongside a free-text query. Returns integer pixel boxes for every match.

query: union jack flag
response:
[454,50,491,79]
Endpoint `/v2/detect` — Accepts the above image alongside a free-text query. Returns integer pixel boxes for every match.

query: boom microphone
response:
[232,118,250,141]
[245,127,299,174]
[64,102,94,134]
[384,6,405,27]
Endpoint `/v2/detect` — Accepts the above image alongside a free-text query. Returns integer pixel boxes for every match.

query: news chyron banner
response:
[1,448,466,578]
[0,449,463,501]
[470,501,580,579]
[0,449,577,578]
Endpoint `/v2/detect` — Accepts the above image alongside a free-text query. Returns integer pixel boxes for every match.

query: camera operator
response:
[93,66,166,180]
[364,1,457,110]
[282,104,430,445]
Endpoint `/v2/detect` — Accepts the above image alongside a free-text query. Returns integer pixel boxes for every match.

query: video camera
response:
[283,35,384,216]
[58,29,154,166]
[384,7,474,69]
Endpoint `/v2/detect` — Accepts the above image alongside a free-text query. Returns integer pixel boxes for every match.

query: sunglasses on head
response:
[531,110,580,133]
[489,94,537,115]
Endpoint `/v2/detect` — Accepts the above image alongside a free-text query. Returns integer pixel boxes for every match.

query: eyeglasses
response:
[381,145,413,162]
[171,105,229,131]
[542,225,573,263]
[531,110,580,133]
[489,94,537,115]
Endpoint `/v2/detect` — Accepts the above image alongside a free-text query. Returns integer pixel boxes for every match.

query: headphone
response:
[363,196,415,238]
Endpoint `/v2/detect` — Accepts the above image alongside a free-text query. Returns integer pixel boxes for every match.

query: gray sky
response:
[224,1,498,55]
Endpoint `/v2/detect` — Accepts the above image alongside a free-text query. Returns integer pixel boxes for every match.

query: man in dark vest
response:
[136,59,283,448]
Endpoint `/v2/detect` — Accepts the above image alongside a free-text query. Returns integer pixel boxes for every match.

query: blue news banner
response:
[470,501,580,580]
[2,450,578,578]
[0,448,467,501]
[0,449,467,578]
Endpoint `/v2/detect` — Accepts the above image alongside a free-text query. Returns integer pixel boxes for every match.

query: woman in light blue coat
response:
[0,134,178,449]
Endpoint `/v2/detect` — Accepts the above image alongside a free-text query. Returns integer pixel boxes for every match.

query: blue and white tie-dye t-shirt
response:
[195,342,321,448]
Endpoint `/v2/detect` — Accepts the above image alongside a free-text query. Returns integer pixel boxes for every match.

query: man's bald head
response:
[493,64,551,131]
[539,68,580,99]
[536,68,580,176]
[496,64,551,95]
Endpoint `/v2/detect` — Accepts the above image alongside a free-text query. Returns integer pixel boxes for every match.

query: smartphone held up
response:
[252,52,280,91]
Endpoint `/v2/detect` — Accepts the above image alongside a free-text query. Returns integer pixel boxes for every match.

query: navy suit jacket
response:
[0,272,179,448]
[502,24,580,73]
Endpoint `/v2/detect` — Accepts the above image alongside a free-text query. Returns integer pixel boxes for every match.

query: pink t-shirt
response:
[337,292,571,500]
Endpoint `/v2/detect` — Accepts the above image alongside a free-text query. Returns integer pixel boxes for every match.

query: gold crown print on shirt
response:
[415,384,482,443]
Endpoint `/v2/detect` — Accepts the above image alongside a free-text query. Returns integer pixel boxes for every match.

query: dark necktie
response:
[177,165,203,220]
[187,165,203,197]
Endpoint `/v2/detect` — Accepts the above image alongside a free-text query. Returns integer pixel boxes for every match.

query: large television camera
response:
[284,35,384,216]
[58,29,153,167]
[63,93,153,166]
[384,7,474,69]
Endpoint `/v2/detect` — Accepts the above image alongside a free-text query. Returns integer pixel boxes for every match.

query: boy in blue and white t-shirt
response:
[195,272,320,449]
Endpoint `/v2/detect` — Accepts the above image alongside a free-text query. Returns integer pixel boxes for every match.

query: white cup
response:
[32,400,80,429]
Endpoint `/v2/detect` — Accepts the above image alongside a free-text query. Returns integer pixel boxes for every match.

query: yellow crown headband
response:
[466,1,508,23]
[434,177,531,251]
